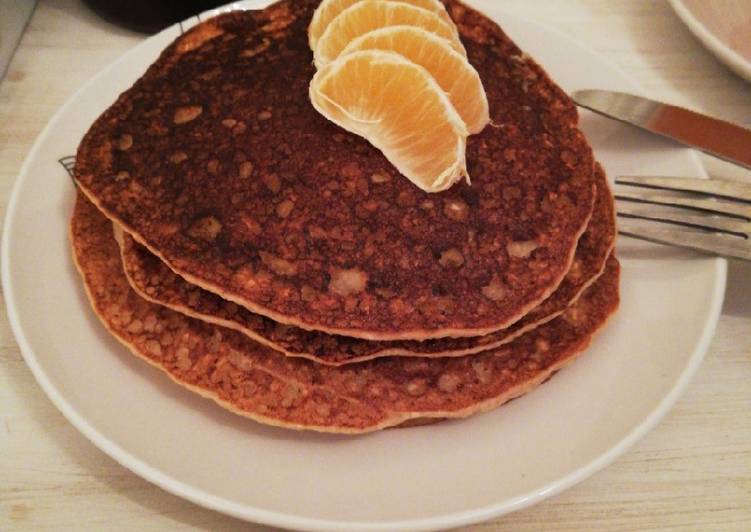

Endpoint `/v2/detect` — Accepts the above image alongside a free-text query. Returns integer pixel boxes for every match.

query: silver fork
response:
[614,175,751,261]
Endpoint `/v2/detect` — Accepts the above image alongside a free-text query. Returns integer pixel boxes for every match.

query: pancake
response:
[74,0,597,340]
[115,164,615,365]
[72,192,619,433]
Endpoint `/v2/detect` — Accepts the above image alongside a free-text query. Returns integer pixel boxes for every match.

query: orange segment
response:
[308,0,454,51]
[340,26,489,134]
[314,0,465,69]
[310,50,469,192]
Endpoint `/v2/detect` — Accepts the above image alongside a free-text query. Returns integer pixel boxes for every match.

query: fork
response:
[614,175,751,261]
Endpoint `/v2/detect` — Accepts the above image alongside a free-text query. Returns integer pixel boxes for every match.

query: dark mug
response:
[82,0,230,34]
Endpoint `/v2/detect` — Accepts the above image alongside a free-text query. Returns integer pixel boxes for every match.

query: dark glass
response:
[82,0,229,34]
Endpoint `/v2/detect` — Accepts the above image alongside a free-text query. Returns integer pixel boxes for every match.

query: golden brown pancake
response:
[71,192,619,433]
[115,164,615,365]
[74,0,597,340]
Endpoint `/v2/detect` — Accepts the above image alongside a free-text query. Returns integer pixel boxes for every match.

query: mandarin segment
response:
[310,50,469,192]
[313,0,465,68]
[308,0,453,50]
[340,26,489,133]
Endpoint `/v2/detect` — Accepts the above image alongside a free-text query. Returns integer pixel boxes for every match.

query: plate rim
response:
[1,3,728,531]
[668,0,751,82]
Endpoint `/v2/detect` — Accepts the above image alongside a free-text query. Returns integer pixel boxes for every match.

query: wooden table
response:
[1,1,749,530]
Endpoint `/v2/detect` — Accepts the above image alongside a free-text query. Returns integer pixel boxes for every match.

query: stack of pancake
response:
[71,0,619,433]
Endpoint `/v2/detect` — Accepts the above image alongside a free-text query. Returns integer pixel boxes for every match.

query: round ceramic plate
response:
[669,0,751,81]
[2,1,726,530]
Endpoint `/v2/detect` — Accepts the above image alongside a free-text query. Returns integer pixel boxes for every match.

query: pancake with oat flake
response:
[74,0,597,340]
[114,164,615,365]
[72,192,620,433]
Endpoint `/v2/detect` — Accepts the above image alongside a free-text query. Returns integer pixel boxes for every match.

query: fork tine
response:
[618,218,751,261]
[616,201,751,236]
[614,175,751,260]
[614,184,751,219]
[615,175,751,203]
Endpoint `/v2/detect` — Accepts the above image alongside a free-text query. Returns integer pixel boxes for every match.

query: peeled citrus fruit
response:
[313,0,465,69]
[310,50,469,192]
[340,26,488,134]
[308,0,453,51]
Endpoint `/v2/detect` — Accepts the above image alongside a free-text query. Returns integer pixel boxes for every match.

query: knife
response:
[571,89,751,170]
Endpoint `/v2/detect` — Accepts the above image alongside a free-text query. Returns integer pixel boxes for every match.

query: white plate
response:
[2,1,726,530]
[669,0,751,82]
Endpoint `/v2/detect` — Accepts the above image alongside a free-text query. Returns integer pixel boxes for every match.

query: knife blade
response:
[572,89,751,170]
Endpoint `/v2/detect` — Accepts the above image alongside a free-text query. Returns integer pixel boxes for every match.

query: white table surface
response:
[1,1,750,530]
[0,0,37,80]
